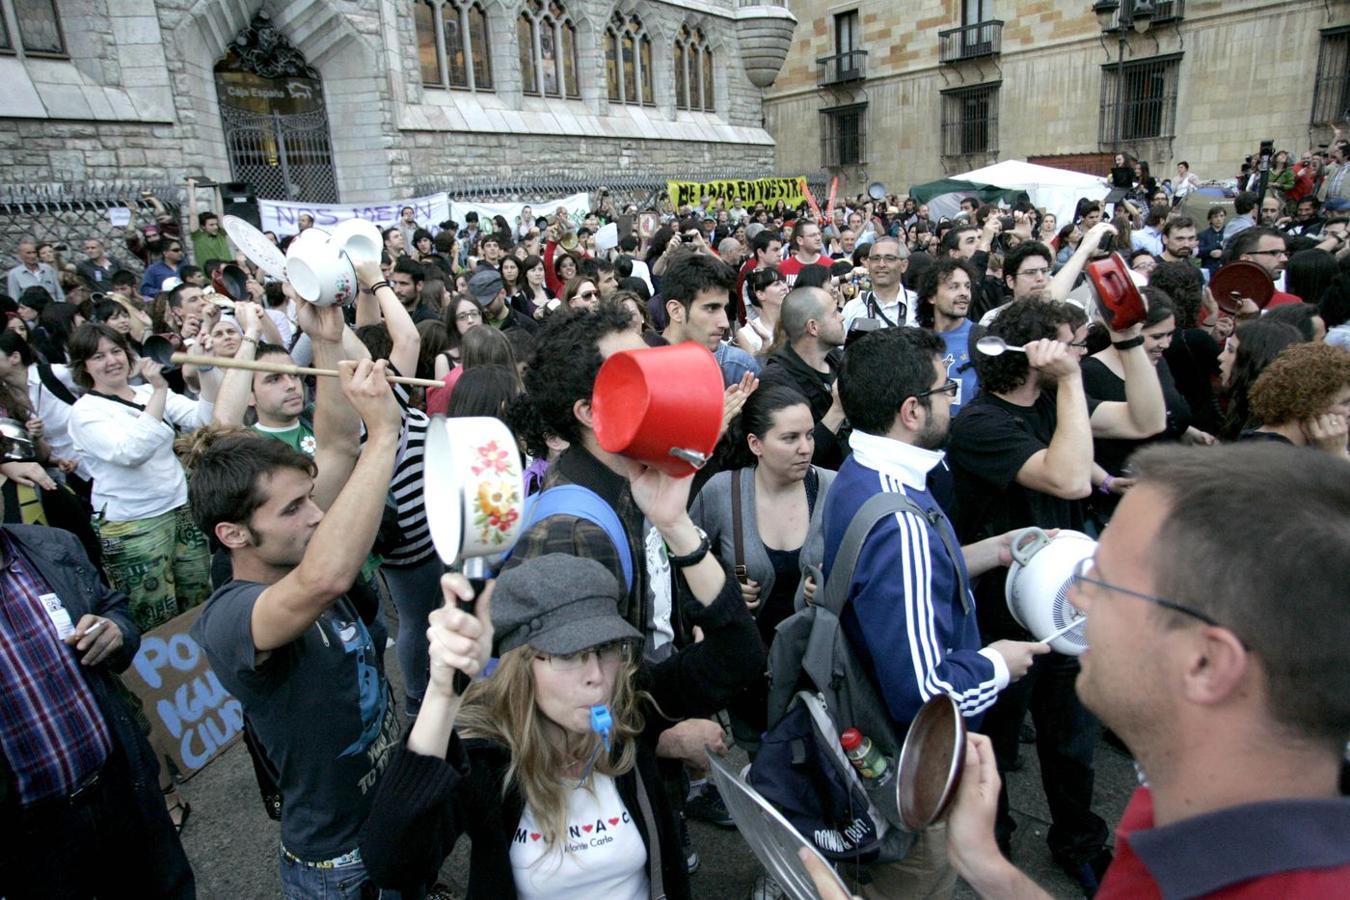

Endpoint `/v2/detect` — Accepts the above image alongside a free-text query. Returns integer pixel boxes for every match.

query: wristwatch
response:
[665,528,711,568]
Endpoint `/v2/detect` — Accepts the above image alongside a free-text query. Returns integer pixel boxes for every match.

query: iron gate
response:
[221,105,338,204]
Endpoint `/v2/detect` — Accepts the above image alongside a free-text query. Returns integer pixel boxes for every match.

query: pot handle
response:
[668,447,709,470]
[1009,527,1050,567]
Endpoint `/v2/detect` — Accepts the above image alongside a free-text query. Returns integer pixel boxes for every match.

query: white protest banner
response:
[259,192,451,237]
[450,191,591,235]
[123,605,243,779]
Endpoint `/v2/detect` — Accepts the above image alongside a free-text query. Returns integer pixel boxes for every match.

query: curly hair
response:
[974,296,1080,395]
[1248,343,1350,425]
[1149,261,1204,328]
[521,304,634,444]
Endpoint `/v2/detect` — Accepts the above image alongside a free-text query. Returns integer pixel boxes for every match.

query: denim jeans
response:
[278,847,403,900]
[980,650,1109,864]
[380,554,446,714]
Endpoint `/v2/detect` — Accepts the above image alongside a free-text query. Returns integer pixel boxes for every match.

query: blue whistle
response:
[590,704,613,753]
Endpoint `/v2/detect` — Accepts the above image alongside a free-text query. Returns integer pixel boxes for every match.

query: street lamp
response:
[1097,0,1154,153]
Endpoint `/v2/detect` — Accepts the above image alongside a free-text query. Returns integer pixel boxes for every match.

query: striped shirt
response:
[375,379,435,568]
[0,534,111,804]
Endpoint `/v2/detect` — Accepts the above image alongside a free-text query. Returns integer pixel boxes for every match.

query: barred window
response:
[941,83,1000,156]
[1312,26,1350,127]
[519,0,580,99]
[1099,54,1180,144]
[605,12,653,107]
[415,0,494,92]
[4,0,66,57]
[674,26,714,112]
[821,103,867,168]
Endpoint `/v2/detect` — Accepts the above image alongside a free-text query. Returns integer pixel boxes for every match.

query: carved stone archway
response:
[174,0,390,202]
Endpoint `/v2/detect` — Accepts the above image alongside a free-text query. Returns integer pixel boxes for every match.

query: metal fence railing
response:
[0,182,186,277]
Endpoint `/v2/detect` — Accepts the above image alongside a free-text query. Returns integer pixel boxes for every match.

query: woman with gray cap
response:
[360,551,763,899]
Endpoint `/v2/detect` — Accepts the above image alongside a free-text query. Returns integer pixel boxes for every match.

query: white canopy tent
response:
[911,160,1111,231]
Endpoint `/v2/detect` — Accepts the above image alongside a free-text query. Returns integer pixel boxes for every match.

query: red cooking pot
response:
[591,343,724,478]
[1085,253,1147,331]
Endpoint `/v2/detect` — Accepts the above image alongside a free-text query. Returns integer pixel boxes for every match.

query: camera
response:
[1258,139,1274,173]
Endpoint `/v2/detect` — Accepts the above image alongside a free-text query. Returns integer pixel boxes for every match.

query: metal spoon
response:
[975,335,1028,356]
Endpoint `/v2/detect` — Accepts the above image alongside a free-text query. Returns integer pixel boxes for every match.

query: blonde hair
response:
[454,644,647,850]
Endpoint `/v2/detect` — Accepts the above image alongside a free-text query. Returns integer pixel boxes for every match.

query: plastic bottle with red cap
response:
[840,728,894,787]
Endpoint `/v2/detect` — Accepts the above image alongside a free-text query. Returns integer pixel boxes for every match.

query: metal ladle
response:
[975,335,1028,356]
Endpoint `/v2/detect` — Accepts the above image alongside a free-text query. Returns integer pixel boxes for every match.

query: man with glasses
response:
[947,443,1350,898]
[841,237,917,335]
[823,326,1050,896]
[947,296,1166,893]
[977,241,1056,326]
[139,237,183,299]
[1229,227,1300,307]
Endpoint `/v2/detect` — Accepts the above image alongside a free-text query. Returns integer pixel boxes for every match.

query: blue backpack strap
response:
[518,484,635,591]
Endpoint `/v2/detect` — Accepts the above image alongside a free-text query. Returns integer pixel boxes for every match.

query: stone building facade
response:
[762,0,1350,195]
[0,0,799,203]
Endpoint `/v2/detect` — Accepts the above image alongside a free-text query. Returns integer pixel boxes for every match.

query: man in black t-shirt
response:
[191,349,404,895]
[947,297,1166,893]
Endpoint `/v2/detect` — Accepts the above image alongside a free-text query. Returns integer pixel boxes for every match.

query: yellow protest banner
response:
[667,177,810,210]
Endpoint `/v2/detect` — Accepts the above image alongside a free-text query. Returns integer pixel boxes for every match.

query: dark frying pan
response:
[895,694,967,831]
[211,263,250,302]
[142,334,182,373]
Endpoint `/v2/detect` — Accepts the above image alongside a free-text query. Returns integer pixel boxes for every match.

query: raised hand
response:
[425,574,494,697]
[338,359,401,439]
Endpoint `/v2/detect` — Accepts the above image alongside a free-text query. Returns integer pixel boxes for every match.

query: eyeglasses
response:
[916,379,960,399]
[538,641,630,672]
[1247,249,1289,258]
[1070,557,1233,635]
[868,255,906,264]
[578,289,600,301]
[455,310,482,321]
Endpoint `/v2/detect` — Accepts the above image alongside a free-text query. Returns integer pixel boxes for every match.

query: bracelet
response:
[369,280,393,294]
[1112,336,1145,350]
[1098,475,1114,495]
[665,530,711,568]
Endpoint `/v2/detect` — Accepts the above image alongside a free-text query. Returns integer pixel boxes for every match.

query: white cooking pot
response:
[330,218,383,268]
[422,416,526,566]
[286,229,356,307]
[1004,527,1094,655]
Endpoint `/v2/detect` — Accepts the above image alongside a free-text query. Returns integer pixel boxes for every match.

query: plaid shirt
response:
[503,444,650,637]
[0,534,111,804]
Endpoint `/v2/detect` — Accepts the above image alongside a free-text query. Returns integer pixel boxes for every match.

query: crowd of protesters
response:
[2,143,1349,900]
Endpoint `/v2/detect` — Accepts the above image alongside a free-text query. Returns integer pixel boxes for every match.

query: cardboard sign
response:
[123,606,244,779]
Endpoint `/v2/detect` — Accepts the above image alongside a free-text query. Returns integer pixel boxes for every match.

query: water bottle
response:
[840,728,894,787]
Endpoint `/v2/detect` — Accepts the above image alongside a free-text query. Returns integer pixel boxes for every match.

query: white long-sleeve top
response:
[69,386,212,522]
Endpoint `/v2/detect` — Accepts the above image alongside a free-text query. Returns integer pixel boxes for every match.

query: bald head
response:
[781,286,831,342]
